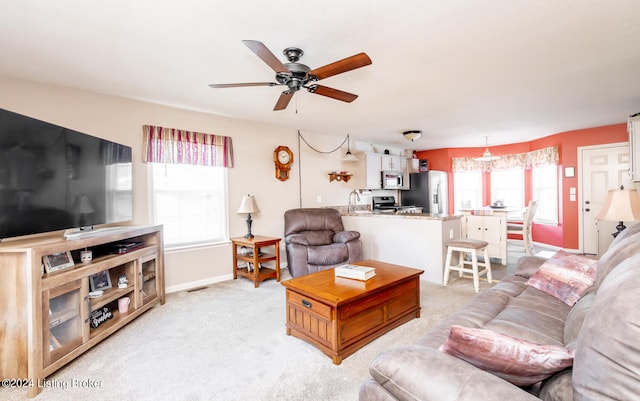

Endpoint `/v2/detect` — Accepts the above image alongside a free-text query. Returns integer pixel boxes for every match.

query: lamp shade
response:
[341,133,358,162]
[237,195,260,214]
[596,188,640,222]
[72,194,95,214]
[403,130,422,141]
[342,151,358,162]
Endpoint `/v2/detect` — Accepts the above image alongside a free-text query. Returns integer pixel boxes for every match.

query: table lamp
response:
[237,194,260,239]
[72,194,95,229]
[595,185,640,237]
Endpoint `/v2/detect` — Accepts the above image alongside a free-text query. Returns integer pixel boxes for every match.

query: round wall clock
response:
[274,146,293,181]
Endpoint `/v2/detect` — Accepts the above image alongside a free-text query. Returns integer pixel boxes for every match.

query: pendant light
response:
[342,134,358,162]
[474,136,500,161]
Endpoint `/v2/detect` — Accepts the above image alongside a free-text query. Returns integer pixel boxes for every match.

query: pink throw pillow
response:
[440,325,575,386]
[526,250,598,306]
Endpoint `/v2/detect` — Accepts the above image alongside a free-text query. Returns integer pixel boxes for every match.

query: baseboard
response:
[166,274,234,294]
[508,240,580,255]
[166,262,290,293]
[531,241,581,254]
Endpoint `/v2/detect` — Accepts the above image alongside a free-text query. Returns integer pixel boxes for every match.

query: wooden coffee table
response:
[281,260,423,364]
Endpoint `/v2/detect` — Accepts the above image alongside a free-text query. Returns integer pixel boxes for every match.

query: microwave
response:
[381,170,404,189]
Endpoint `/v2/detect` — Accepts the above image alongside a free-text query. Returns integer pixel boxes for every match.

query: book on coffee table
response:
[334,264,376,280]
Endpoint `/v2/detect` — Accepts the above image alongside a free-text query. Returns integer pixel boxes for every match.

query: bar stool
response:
[443,238,492,292]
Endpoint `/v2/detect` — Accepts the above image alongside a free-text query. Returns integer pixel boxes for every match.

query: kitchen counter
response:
[342,213,462,284]
[341,210,462,221]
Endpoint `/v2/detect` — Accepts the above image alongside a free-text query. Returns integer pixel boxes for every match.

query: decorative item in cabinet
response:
[89,270,112,292]
[43,250,75,273]
[43,279,88,367]
[328,171,353,182]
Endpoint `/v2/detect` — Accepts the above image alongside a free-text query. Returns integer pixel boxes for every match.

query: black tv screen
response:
[0,108,133,239]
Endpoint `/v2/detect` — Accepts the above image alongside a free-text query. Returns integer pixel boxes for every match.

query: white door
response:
[580,143,631,255]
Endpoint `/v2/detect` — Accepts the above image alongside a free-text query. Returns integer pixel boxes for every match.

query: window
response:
[150,163,227,247]
[453,171,482,213]
[532,164,558,224]
[490,169,524,208]
[106,162,132,223]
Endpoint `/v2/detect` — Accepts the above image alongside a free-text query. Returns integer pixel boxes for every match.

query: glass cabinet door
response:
[139,254,158,306]
[43,279,87,367]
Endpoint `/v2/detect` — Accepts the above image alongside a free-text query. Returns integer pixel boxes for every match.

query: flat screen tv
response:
[0,108,133,239]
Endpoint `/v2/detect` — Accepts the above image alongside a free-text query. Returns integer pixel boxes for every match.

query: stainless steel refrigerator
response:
[400,170,449,214]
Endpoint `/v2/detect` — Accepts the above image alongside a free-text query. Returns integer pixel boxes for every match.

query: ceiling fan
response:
[209,40,372,111]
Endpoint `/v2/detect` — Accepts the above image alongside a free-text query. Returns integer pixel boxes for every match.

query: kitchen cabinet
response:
[381,154,404,171]
[461,212,507,265]
[364,153,382,189]
[629,115,640,182]
[358,152,411,189]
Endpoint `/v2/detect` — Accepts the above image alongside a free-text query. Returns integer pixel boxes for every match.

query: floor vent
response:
[187,286,208,293]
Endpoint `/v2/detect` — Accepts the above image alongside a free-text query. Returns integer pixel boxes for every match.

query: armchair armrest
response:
[368,345,540,401]
[333,230,360,243]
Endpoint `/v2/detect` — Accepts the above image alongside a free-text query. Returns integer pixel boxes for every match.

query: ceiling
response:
[1,1,639,150]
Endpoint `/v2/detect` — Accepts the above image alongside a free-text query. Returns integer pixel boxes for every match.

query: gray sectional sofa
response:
[359,222,640,401]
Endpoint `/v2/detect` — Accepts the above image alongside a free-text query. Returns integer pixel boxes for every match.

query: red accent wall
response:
[416,123,628,249]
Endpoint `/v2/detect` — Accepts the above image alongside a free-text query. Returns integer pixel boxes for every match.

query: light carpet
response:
[5,262,514,401]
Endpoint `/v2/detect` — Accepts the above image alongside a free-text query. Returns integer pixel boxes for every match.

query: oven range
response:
[372,196,422,214]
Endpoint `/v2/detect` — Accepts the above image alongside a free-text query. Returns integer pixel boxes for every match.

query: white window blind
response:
[150,163,227,247]
[532,164,558,224]
[453,171,482,213]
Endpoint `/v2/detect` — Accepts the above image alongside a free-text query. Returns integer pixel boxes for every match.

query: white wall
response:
[0,77,386,290]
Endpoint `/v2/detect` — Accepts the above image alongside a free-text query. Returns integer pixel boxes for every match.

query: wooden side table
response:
[231,235,281,288]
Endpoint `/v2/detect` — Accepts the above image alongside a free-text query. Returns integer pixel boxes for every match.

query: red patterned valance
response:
[452,146,558,172]
[142,125,234,167]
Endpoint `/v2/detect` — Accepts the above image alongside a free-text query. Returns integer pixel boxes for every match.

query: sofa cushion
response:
[563,290,594,349]
[594,222,640,289]
[440,325,574,386]
[368,345,541,401]
[525,250,597,306]
[513,255,547,279]
[573,253,640,401]
[483,285,570,346]
[539,370,573,401]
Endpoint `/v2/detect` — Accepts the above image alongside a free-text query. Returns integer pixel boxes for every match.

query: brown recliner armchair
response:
[284,208,363,278]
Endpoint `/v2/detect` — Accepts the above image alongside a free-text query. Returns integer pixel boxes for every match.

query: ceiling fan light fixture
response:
[403,130,422,141]
[209,40,371,111]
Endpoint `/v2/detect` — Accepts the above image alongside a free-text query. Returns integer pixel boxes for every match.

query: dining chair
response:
[507,200,538,255]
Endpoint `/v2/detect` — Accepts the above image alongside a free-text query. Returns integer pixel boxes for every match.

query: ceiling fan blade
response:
[308,85,358,103]
[242,40,288,73]
[274,91,295,111]
[208,82,277,88]
[310,52,372,80]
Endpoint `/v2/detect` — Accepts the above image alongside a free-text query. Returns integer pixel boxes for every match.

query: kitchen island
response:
[341,211,462,284]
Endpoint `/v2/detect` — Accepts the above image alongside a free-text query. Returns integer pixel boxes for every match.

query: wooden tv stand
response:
[0,225,164,398]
